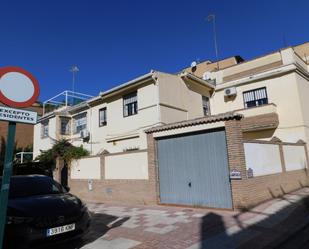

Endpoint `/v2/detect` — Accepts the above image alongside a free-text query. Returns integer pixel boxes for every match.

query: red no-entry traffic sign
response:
[0,66,40,108]
[0,66,40,249]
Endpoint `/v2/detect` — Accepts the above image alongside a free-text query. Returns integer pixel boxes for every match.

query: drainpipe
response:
[153,74,161,124]
[87,103,93,155]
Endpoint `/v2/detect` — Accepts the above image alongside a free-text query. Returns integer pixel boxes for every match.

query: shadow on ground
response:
[198,189,309,249]
[43,212,129,249]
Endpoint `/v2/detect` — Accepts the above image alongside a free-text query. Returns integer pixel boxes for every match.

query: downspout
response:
[153,74,161,124]
[87,103,93,155]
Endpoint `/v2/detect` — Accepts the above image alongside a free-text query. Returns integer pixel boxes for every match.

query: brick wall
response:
[225,119,309,209]
[0,103,42,149]
[68,118,309,209]
[231,169,309,209]
[225,120,247,179]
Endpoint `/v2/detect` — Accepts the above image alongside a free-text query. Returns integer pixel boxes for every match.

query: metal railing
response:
[42,90,93,115]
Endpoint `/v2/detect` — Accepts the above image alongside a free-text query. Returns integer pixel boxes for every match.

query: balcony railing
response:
[43,90,93,115]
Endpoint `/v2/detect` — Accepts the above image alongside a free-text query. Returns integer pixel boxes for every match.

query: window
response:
[41,120,49,138]
[60,117,70,135]
[99,107,107,126]
[243,87,268,108]
[73,113,87,134]
[123,92,138,117]
[202,96,211,116]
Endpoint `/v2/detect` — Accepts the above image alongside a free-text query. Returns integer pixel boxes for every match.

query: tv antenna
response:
[70,65,79,94]
[207,14,220,70]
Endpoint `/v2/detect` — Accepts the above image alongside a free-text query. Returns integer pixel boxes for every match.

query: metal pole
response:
[70,66,79,105]
[0,122,16,249]
[208,14,220,70]
[72,71,75,94]
[65,90,68,107]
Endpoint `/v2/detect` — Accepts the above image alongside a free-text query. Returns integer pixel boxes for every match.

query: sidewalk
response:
[65,187,309,249]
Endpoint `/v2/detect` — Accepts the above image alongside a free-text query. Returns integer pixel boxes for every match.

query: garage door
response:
[157,129,232,209]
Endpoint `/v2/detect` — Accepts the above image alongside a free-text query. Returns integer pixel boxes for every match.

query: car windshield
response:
[0,176,65,199]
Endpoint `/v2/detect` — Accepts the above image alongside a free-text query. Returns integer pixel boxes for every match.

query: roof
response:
[100,71,155,98]
[180,56,244,75]
[180,72,215,89]
[145,112,243,133]
[67,101,89,114]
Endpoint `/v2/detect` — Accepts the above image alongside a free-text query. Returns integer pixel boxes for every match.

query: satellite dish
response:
[191,61,197,68]
[203,71,215,81]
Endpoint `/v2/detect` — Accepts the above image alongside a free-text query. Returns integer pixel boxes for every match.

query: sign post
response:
[0,66,39,249]
[0,122,16,248]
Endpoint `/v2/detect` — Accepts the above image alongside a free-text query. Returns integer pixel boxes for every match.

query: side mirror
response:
[64,186,70,192]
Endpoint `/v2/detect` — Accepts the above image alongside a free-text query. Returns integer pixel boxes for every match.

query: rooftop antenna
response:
[70,65,79,94]
[207,14,220,70]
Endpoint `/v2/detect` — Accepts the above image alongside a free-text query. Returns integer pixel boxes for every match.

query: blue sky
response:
[1,0,308,101]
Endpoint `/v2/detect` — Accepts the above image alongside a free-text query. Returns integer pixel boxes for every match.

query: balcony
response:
[235,104,279,132]
[235,103,277,118]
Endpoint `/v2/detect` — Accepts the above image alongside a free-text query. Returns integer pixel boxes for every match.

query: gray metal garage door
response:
[157,129,232,209]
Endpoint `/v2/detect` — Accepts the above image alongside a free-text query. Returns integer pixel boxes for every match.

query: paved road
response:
[274,223,309,249]
[45,188,309,249]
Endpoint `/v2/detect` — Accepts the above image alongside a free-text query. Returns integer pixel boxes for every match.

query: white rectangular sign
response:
[0,106,37,124]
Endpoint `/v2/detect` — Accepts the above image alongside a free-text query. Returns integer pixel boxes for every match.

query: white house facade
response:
[33,42,309,209]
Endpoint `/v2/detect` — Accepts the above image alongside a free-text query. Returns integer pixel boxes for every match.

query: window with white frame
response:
[202,96,211,116]
[60,117,71,135]
[123,92,138,117]
[243,87,268,108]
[73,113,87,134]
[41,120,49,138]
[99,107,107,126]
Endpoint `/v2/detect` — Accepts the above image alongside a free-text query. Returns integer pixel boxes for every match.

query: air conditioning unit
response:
[80,130,90,139]
[224,87,237,97]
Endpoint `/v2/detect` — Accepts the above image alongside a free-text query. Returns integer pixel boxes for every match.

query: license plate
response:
[46,223,75,236]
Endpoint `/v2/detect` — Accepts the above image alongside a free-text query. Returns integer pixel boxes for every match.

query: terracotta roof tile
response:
[145,112,243,133]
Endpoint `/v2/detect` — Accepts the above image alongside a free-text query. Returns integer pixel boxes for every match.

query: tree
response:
[35,139,89,171]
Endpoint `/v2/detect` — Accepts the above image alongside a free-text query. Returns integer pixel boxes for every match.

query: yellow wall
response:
[295,73,309,152]
[105,151,148,179]
[34,73,213,157]
[158,72,210,123]
[71,157,101,179]
[212,72,305,142]
[33,116,57,158]
[220,52,281,80]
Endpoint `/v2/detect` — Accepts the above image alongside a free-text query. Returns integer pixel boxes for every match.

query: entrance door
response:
[157,129,232,209]
[61,164,68,187]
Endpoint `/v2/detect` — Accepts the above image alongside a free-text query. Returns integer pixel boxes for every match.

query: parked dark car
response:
[2,175,91,249]
[13,162,53,177]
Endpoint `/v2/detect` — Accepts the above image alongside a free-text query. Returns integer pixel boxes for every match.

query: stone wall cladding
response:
[225,120,247,209]
[241,113,279,132]
[224,120,247,179]
[69,137,158,205]
[231,169,309,209]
